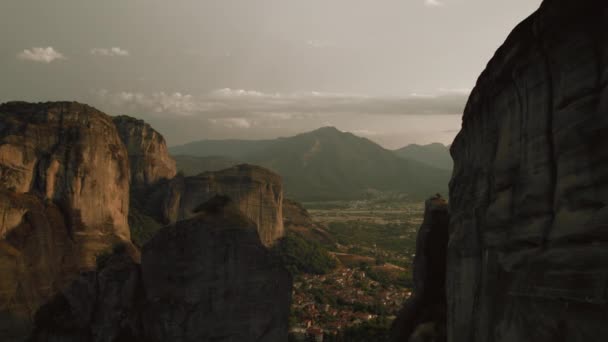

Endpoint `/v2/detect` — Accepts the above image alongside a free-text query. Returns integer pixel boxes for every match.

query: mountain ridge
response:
[393,142,453,170]
[170,127,450,201]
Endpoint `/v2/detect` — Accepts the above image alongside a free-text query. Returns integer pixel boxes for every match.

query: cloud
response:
[424,0,444,7]
[210,117,252,129]
[90,47,130,57]
[95,89,196,114]
[94,88,467,120]
[211,88,268,97]
[17,47,66,63]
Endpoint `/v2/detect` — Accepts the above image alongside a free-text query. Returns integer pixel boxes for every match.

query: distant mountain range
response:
[393,143,452,170]
[170,127,451,201]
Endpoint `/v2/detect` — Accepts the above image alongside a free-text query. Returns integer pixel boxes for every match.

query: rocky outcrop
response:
[448,1,608,341]
[283,198,334,246]
[146,164,285,247]
[29,244,142,342]
[141,196,291,341]
[0,102,133,337]
[30,196,292,342]
[113,115,176,188]
[390,195,448,342]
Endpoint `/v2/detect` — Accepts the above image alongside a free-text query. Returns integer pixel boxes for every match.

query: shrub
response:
[272,232,337,276]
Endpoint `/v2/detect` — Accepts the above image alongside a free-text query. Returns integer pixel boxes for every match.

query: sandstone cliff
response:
[29,196,292,342]
[391,195,448,342]
[145,164,285,247]
[113,115,176,188]
[448,1,608,341]
[0,102,133,337]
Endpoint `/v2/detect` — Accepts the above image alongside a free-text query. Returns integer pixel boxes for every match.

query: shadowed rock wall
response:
[448,1,608,341]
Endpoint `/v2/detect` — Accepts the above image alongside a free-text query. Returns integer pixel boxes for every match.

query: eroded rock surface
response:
[30,197,292,342]
[448,2,608,341]
[113,115,176,188]
[0,102,132,337]
[146,164,285,246]
[390,195,448,342]
[141,196,291,341]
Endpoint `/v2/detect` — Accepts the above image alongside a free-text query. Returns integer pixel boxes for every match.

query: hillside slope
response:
[393,143,453,170]
[170,127,450,201]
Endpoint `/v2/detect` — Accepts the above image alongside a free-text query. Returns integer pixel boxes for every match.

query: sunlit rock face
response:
[29,197,292,342]
[448,1,608,341]
[149,164,285,247]
[0,102,132,337]
[113,115,177,188]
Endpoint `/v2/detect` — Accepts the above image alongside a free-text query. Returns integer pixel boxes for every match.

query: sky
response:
[0,0,542,148]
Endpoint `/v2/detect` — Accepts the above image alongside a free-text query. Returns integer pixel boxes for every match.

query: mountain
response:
[169,139,274,159]
[170,127,450,201]
[172,155,239,176]
[393,143,453,170]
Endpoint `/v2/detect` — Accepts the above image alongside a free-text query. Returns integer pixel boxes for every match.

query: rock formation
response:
[0,102,133,337]
[113,115,176,188]
[283,198,334,246]
[390,195,448,342]
[145,164,285,246]
[141,196,291,341]
[29,196,292,342]
[448,1,608,341]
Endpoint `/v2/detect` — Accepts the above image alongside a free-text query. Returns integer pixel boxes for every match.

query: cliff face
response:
[113,115,176,188]
[141,197,291,341]
[448,2,608,341]
[30,197,292,342]
[150,164,285,246]
[0,102,132,335]
[391,195,448,342]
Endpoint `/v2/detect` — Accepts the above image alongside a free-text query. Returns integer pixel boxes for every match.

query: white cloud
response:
[90,47,130,57]
[95,89,196,114]
[94,88,467,119]
[17,47,65,63]
[210,117,252,129]
[424,0,444,7]
[211,88,268,98]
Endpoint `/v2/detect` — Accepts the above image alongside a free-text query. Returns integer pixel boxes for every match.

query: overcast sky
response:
[0,0,541,148]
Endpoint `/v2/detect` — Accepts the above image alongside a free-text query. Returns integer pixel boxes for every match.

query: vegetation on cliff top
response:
[272,232,338,276]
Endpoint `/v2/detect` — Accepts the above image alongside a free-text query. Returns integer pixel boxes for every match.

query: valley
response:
[285,196,427,340]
